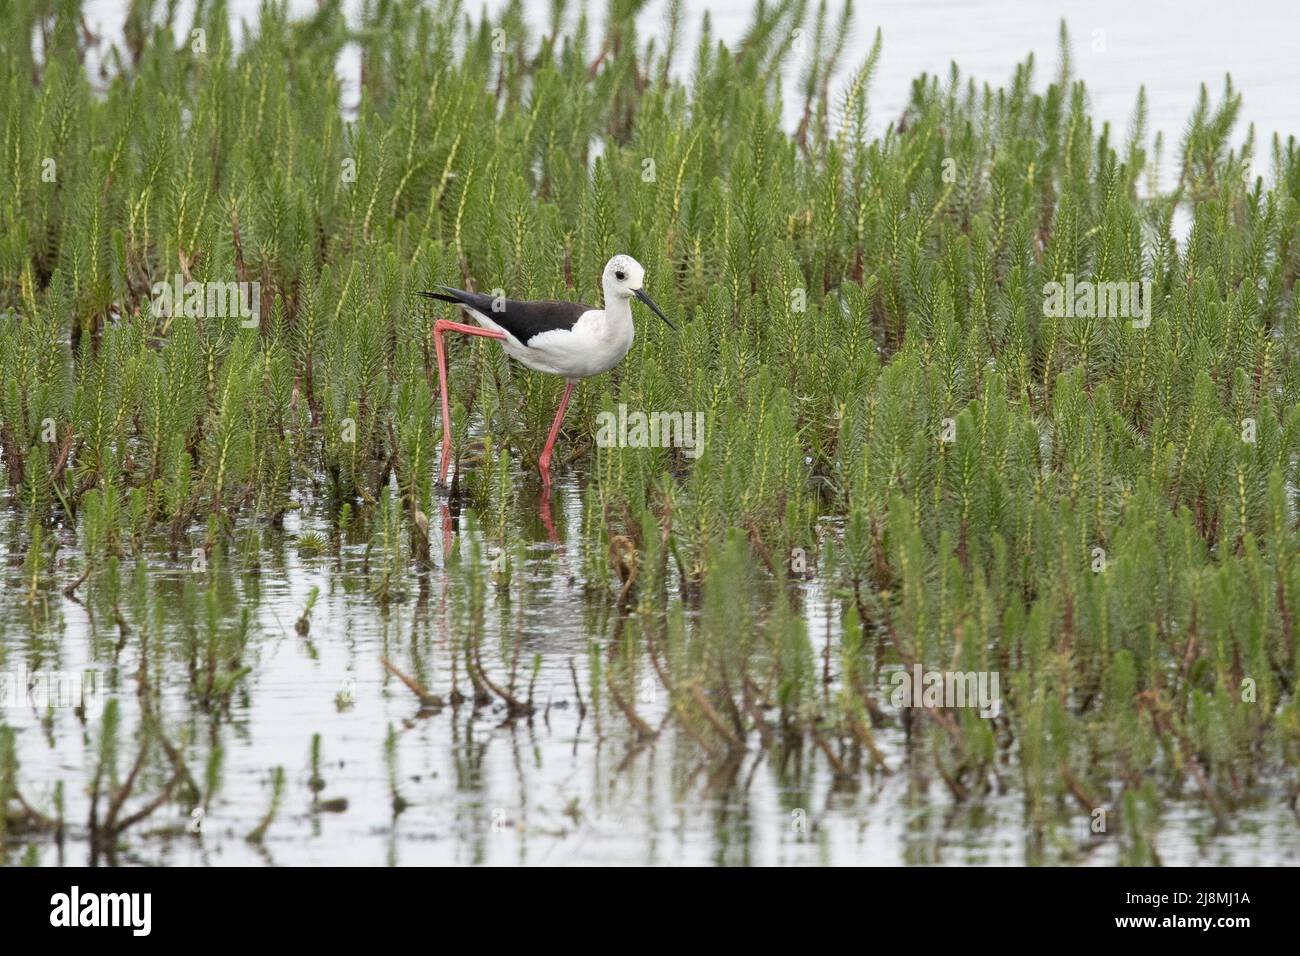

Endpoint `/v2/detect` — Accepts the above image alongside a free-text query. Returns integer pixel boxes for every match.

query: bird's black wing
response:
[417,287,593,346]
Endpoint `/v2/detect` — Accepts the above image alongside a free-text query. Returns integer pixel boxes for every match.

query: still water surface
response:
[6,464,1298,865]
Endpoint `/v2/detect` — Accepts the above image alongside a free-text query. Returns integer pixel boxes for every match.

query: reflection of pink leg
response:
[436,505,450,651]
[434,318,505,486]
[538,380,576,487]
[539,489,559,544]
[440,502,454,555]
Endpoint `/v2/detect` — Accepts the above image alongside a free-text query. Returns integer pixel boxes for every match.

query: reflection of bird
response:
[419,255,675,487]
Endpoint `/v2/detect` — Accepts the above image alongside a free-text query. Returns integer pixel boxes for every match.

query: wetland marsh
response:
[2,0,1299,866]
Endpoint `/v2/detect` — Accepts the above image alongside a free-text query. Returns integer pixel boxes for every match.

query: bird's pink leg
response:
[434,318,505,487]
[538,380,576,488]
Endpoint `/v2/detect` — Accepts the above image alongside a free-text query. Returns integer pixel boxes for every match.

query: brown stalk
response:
[382,657,444,708]
[689,683,743,750]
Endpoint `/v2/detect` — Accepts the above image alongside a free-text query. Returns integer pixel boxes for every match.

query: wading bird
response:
[419,255,675,488]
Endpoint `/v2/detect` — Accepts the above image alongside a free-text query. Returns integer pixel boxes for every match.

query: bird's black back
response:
[417,287,594,346]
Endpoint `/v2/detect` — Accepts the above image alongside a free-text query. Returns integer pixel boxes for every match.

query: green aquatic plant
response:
[0,0,1298,864]
[246,766,286,844]
[295,585,321,635]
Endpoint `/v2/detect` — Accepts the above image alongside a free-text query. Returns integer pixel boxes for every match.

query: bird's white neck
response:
[602,290,634,329]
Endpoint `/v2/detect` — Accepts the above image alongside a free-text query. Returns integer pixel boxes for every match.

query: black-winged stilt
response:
[419,254,674,488]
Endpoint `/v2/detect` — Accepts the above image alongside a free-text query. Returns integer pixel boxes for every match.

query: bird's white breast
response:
[511,308,634,379]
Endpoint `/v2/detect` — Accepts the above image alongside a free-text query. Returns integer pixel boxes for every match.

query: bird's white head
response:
[602,255,676,329]
[602,255,646,301]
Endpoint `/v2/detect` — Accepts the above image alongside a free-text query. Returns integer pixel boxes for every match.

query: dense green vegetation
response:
[2,0,1298,863]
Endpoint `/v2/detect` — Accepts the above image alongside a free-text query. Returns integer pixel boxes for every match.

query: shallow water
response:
[4,456,1298,866]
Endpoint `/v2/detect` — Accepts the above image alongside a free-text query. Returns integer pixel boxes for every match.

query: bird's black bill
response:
[634,288,676,330]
